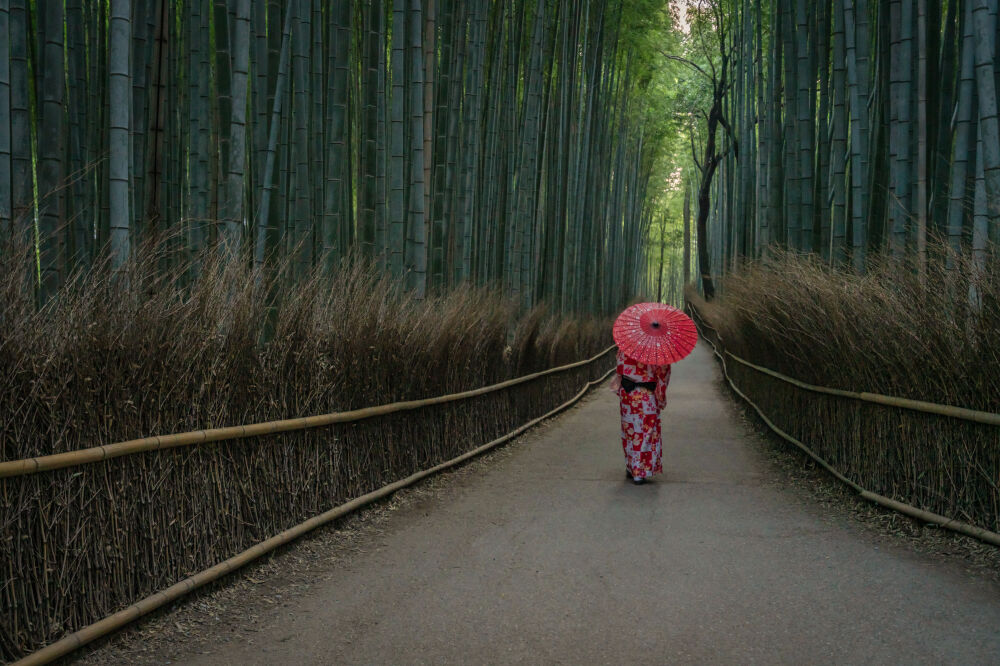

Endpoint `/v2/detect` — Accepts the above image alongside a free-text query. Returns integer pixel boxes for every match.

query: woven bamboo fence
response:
[0,347,614,661]
[688,303,1000,542]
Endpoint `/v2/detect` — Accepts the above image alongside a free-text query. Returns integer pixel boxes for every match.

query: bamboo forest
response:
[3,1,1000,663]
[1,0,664,313]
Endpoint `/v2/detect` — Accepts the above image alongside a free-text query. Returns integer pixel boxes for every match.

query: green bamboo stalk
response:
[844,0,870,271]
[888,0,913,257]
[36,0,66,299]
[864,4,890,251]
[766,0,783,250]
[428,0,455,292]
[781,0,799,249]
[914,0,928,272]
[292,0,312,274]
[309,0,322,264]
[9,0,29,235]
[947,0,977,257]
[972,116,988,279]
[795,0,814,253]
[930,0,959,236]
[459,0,486,283]
[144,0,169,233]
[406,0,427,297]
[0,0,11,238]
[375,0,388,268]
[187,0,207,261]
[971,0,1000,235]
[815,0,831,259]
[753,0,766,258]
[255,0,293,272]
[278,64,293,259]
[513,0,546,308]
[65,0,91,270]
[204,9,219,228]
[388,0,407,279]
[221,0,251,256]
[213,0,232,193]
[358,1,379,259]
[130,0,148,240]
[323,1,350,272]
[423,0,435,237]
[830,0,849,264]
[109,0,131,271]
[250,0,269,220]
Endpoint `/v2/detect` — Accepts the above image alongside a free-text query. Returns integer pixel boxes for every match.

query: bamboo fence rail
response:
[724,348,1000,426]
[687,302,1000,548]
[0,345,616,479]
[1,348,616,662]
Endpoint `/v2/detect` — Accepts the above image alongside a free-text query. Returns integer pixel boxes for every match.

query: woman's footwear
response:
[632,476,645,484]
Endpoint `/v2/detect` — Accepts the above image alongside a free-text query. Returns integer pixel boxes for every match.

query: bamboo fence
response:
[0,347,615,662]
[687,303,1000,547]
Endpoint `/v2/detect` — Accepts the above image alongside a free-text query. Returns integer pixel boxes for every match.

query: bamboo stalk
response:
[36,0,66,300]
[0,0,10,235]
[254,0,293,272]
[220,0,251,255]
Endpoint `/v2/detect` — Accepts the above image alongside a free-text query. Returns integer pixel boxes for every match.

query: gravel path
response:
[77,342,1000,665]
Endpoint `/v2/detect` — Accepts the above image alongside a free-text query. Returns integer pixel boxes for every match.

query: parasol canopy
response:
[612,303,698,366]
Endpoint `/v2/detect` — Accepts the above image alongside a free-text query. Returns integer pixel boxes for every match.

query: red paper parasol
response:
[613,303,698,366]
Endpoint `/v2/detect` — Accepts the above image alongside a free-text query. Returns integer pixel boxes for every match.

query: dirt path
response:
[80,342,1000,664]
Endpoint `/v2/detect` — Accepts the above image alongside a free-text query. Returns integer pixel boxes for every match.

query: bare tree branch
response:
[659,51,712,81]
[691,3,718,82]
[689,122,704,173]
[717,113,738,159]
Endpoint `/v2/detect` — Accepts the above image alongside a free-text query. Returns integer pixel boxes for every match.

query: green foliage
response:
[617,1,719,293]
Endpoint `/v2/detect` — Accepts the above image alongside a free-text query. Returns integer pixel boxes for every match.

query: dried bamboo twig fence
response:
[687,303,1000,548]
[0,346,616,479]
[1,347,615,663]
[724,351,1000,426]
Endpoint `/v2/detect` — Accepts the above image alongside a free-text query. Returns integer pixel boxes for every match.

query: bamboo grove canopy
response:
[0,0,670,315]
[685,0,1000,281]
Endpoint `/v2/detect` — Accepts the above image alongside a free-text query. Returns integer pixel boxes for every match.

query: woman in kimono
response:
[612,349,671,484]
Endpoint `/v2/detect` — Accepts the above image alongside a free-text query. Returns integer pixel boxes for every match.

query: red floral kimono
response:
[612,349,671,480]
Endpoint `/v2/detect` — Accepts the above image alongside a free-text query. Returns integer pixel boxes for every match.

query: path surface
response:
[173,343,1000,664]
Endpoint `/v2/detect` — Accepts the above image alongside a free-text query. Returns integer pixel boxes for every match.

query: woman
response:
[612,349,671,484]
[611,302,695,484]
